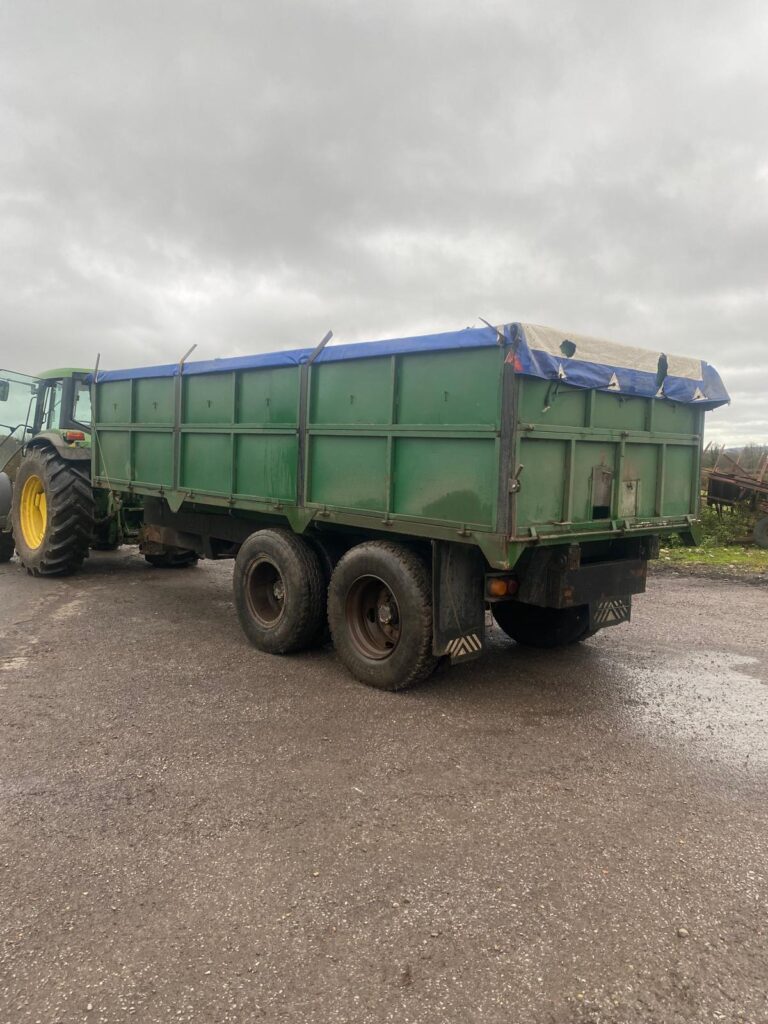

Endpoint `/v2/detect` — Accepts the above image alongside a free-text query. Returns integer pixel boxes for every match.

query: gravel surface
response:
[1,549,767,1024]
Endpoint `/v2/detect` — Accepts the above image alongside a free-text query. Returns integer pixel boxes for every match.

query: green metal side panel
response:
[518,379,587,428]
[653,401,697,434]
[181,433,232,493]
[664,444,696,515]
[517,439,568,524]
[183,373,235,424]
[235,434,297,501]
[392,437,497,526]
[135,378,174,425]
[95,429,131,482]
[593,391,647,431]
[309,357,391,425]
[308,436,388,511]
[396,349,500,426]
[237,367,299,425]
[96,381,132,424]
[134,432,173,486]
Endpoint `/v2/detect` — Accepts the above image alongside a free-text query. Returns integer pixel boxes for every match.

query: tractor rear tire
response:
[11,447,94,577]
[233,529,326,654]
[492,601,592,648]
[0,531,14,563]
[327,541,438,690]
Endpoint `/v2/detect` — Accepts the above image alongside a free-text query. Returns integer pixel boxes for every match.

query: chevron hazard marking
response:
[446,634,482,658]
[592,599,630,627]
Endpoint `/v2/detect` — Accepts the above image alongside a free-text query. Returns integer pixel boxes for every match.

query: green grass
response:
[663,503,768,577]
[658,502,768,573]
[659,545,768,572]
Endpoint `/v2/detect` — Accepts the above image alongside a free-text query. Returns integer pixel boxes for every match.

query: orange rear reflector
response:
[487,578,508,597]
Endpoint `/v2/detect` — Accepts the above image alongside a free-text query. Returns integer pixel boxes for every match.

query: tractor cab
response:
[0,367,92,469]
[30,368,93,438]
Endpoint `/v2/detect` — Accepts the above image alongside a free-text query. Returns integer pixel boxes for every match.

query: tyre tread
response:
[234,529,325,654]
[11,447,94,577]
[328,540,437,690]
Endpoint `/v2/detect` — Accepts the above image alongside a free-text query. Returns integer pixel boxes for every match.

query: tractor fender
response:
[28,433,91,465]
[0,471,12,526]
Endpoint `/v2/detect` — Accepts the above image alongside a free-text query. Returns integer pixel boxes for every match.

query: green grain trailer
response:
[32,323,734,688]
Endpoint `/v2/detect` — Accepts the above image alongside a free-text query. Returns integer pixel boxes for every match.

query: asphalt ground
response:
[1,550,767,1024]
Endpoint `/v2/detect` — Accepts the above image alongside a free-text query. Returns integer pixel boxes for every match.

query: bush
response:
[697,502,755,547]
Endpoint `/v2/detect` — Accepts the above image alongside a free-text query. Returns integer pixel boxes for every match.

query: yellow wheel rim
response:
[19,474,48,549]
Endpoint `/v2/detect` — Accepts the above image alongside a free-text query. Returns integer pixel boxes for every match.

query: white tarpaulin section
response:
[519,324,703,381]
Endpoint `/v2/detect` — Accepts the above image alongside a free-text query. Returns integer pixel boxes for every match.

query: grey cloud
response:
[0,0,766,440]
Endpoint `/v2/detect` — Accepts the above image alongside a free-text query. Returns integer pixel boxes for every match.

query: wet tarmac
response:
[1,549,767,1023]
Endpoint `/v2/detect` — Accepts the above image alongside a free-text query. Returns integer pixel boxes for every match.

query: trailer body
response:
[88,322,728,684]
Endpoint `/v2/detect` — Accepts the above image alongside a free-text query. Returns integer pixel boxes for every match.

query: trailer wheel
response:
[11,447,94,576]
[753,516,768,549]
[234,529,325,654]
[492,601,591,648]
[0,531,14,563]
[327,541,438,690]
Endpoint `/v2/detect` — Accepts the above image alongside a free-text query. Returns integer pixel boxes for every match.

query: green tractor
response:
[0,367,141,574]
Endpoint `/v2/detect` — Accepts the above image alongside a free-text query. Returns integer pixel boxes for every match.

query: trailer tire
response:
[753,516,768,549]
[234,529,325,654]
[0,531,14,563]
[11,447,94,577]
[307,535,347,645]
[492,601,591,648]
[327,541,438,691]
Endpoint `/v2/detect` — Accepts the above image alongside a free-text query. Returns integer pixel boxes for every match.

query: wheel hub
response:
[345,575,402,661]
[377,603,394,625]
[19,474,47,550]
[245,557,286,626]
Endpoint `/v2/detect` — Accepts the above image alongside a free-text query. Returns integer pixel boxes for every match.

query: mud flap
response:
[432,541,485,663]
[589,596,631,631]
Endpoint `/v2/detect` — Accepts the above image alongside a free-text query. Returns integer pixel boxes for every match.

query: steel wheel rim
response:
[345,574,401,660]
[20,474,47,549]
[245,557,286,627]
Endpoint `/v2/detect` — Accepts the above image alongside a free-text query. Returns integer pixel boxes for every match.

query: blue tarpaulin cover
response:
[91,322,729,407]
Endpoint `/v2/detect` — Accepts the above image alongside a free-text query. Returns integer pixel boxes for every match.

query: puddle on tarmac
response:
[614,649,768,774]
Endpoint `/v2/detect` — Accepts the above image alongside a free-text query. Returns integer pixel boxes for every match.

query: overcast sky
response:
[1,1,766,441]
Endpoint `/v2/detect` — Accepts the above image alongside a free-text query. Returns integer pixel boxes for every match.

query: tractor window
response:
[74,381,92,427]
[42,381,63,429]
[0,371,38,440]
